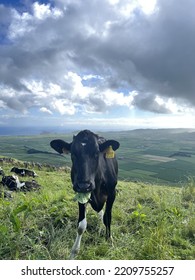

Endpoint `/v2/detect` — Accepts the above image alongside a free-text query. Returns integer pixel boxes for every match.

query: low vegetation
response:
[0,161,195,260]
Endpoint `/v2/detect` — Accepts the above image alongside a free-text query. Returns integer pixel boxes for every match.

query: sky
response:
[1,0,195,131]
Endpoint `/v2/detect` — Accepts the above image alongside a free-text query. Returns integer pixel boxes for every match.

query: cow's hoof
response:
[69,248,79,260]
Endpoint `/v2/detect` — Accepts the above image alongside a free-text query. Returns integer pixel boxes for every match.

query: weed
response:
[182,176,195,203]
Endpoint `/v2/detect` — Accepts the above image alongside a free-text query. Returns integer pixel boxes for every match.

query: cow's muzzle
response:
[73,182,94,193]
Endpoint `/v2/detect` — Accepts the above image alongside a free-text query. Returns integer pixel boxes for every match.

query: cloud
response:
[0,0,195,123]
[8,2,63,40]
[40,107,53,115]
[132,93,172,114]
[100,0,195,109]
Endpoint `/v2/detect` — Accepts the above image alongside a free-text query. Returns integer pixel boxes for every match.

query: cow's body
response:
[11,167,37,177]
[50,130,120,259]
[1,175,25,191]
[1,175,40,192]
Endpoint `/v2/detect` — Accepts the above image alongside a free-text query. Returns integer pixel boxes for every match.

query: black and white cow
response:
[1,168,40,192]
[10,167,38,177]
[0,167,4,176]
[50,129,120,259]
[1,175,25,191]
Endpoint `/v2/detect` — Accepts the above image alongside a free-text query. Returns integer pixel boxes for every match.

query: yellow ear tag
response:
[105,145,115,158]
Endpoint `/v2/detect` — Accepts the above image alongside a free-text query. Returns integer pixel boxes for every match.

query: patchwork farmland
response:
[113,129,195,185]
[1,128,195,185]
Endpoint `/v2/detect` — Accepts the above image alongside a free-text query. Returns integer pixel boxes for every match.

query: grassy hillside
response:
[0,159,195,260]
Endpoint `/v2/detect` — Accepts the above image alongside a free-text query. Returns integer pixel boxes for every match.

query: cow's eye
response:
[94,152,99,159]
[71,154,78,160]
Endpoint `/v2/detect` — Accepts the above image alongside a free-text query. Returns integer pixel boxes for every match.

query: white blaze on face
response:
[81,142,87,147]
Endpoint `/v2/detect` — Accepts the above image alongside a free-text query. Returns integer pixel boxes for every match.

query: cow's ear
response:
[50,139,71,154]
[99,140,120,152]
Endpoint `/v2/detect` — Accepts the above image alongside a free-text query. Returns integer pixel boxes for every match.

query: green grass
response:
[0,160,195,260]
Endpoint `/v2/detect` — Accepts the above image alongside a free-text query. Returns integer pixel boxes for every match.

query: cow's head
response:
[50,130,120,193]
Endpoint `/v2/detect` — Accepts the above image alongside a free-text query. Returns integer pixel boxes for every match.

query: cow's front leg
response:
[69,203,87,259]
[103,190,116,240]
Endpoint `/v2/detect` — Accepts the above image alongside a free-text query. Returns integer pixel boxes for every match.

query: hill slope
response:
[0,159,195,260]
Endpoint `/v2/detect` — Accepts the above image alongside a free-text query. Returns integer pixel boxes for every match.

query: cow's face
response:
[70,133,100,193]
[50,130,120,193]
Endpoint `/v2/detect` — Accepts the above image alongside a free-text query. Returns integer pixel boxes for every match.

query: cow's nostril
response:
[74,182,93,193]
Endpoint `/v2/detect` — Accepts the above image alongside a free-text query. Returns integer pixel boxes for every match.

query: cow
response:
[0,167,4,176]
[1,171,41,192]
[1,175,25,191]
[10,167,38,177]
[50,129,120,259]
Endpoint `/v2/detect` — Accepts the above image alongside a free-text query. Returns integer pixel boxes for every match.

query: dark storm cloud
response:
[132,93,171,114]
[0,5,12,42]
[0,0,195,115]
[88,0,195,110]
[131,0,195,104]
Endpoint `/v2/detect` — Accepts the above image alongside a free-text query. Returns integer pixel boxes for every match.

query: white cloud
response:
[64,72,90,100]
[109,0,157,18]
[8,1,63,40]
[155,96,195,114]
[33,2,63,20]
[101,89,135,108]
[40,107,53,115]
[138,0,157,15]
[82,74,103,81]
[8,9,34,40]
[21,80,63,98]
[51,99,76,115]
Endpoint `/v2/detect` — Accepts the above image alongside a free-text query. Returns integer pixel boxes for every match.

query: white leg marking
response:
[98,210,104,223]
[98,210,104,235]
[69,218,87,259]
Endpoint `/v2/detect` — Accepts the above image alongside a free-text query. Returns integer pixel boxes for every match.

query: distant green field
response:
[1,129,195,185]
[0,134,72,168]
[114,129,195,185]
